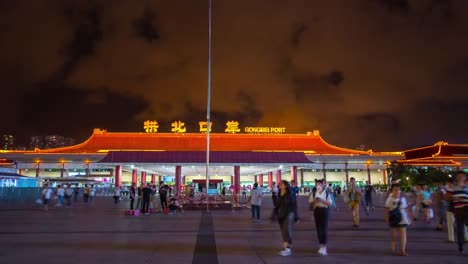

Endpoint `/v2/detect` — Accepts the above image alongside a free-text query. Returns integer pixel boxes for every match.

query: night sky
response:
[1,0,468,151]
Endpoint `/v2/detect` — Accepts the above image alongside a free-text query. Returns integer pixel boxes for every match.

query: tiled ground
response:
[0,193,466,264]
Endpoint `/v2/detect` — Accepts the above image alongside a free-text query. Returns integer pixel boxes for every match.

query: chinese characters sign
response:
[143,120,286,134]
[144,120,159,133]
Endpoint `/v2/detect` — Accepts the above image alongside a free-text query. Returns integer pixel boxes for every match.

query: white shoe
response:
[317,247,323,254]
[280,248,291,256]
[319,247,328,256]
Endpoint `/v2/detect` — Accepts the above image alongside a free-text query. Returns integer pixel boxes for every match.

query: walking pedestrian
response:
[250,183,263,223]
[83,184,90,203]
[141,183,152,215]
[89,184,95,204]
[446,171,468,254]
[272,180,295,256]
[136,184,143,209]
[364,181,375,214]
[73,185,80,203]
[434,179,448,231]
[129,183,136,210]
[65,184,73,206]
[159,181,168,211]
[385,184,410,256]
[309,180,333,256]
[445,178,468,243]
[272,182,279,208]
[41,184,53,211]
[113,185,121,205]
[420,184,432,222]
[347,177,362,227]
[291,180,300,221]
[56,184,64,207]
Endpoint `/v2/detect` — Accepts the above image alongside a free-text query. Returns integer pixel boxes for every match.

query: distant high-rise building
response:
[44,135,66,149]
[0,135,15,150]
[355,144,366,151]
[64,137,76,146]
[43,135,76,149]
[29,136,44,149]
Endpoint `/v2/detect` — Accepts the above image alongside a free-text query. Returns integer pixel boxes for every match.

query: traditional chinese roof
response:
[396,142,468,167]
[24,129,370,155]
[99,151,313,164]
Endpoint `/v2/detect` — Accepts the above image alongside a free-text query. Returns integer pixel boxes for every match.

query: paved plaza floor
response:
[0,193,466,264]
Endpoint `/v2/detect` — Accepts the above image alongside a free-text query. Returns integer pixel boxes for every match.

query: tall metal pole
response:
[205,0,212,212]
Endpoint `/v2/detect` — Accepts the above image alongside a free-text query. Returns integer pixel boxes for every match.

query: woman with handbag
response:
[272,180,295,256]
[385,184,410,256]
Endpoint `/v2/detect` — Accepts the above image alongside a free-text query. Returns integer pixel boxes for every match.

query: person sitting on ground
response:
[168,196,180,214]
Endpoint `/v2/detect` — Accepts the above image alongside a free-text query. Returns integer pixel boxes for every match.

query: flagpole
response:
[205,0,212,212]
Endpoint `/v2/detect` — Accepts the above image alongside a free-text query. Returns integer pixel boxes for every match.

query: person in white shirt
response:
[308,180,333,256]
[113,186,121,205]
[56,185,65,207]
[385,184,410,256]
[272,182,279,207]
[41,184,53,211]
[89,184,95,204]
[250,183,263,223]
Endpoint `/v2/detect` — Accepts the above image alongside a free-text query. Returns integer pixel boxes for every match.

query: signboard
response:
[143,120,287,134]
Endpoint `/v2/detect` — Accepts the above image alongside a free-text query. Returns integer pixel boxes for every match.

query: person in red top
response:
[446,171,468,254]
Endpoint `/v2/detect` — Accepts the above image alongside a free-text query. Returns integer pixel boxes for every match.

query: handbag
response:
[389,199,402,226]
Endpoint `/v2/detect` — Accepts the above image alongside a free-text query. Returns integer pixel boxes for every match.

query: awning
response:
[99,151,313,164]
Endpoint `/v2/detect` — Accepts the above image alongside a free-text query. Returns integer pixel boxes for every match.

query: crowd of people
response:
[39,183,95,211]
[251,172,468,257]
[113,181,180,214]
[38,171,468,257]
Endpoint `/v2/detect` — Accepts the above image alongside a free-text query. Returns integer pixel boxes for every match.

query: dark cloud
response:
[53,3,103,82]
[291,24,308,48]
[378,0,411,15]
[133,7,160,44]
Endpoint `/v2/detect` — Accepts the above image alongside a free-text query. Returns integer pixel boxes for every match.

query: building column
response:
[254,175,258,183]
[345,163,349,186]
[367,164,371,184]
[175,165,182,195]
[151,174,156,185]
[158,175,162,183]
[60,163,65,178]
[231,175,234,186]
[276,170,282,184]
[85,162,90,176]
[115,165,122,187]
[259,174,263,186]
[132,169,138,185]
[141,171,147,185]
[300,169,304,187]
[268,171,273,188]
[182,176,186,185]
[234,165,241,195]
[382,169,387,185]
[291,166,298,183]
[322,163,327,180]
[35,163,40,178]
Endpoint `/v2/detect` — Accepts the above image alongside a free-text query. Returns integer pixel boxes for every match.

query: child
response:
[385,184,410,256]
[168,197,180,214]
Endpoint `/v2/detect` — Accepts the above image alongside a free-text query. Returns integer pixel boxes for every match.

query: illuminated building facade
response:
[0,135,14,150]
[0,127,466,194]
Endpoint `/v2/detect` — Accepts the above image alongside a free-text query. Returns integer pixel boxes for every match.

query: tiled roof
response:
[35,129,368,155]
